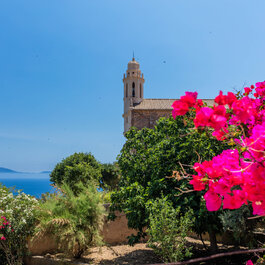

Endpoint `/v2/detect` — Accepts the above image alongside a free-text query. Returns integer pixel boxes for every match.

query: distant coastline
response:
[0,167,18,173]
[0,167,51,174]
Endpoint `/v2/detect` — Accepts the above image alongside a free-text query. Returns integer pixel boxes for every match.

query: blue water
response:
[0,173,54,198]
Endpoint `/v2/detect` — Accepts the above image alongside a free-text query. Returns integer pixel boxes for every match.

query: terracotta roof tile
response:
[132,99,215,110]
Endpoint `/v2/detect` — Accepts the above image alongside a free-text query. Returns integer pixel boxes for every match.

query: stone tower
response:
[122,58,215,134]
[123,57,145,133]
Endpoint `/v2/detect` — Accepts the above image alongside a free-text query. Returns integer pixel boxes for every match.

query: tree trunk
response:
[208,229,218,252]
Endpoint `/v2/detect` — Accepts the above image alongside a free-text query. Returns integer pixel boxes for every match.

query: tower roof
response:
[127,57,140,70]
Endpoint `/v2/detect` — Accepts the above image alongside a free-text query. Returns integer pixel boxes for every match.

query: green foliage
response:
[193,198,223,245]
[50,152,121,193]
[110,116,228,245]
[219,205,259,247]
[257,255,265,264]
[100,191,112,203]
[147,197,194,263]
[34,182,105,258]
[0,184,39,265]
[101,162,121,191]
[50,153,102,193]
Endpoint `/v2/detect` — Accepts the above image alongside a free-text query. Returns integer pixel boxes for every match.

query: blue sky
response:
[0,0,265,171]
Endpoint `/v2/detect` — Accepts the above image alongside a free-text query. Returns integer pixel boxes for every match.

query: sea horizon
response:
[0,172,54,198]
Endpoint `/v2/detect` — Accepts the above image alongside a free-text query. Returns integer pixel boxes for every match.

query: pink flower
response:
[244,87,252,96]
[194,107,213,127]
[172,92,198,117]
[209,114,227,130]
[180,91,198,107]
[204,191,222,211]
[226,92,237,108]
[246,260,254,265]
[189,175,205,191]
[195,99,204,110]
[215,91,227,105]
[1,236,6,241]
[255,81,265,97]
[231,97,257,125]
[214,178,231,195]
[223,190,246,210]
[212,127,228,140]
[172,100,189,117]
[252,201,265,216]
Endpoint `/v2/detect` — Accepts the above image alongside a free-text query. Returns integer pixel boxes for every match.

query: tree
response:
[101,162,121,191]
[110,116,228,249]
[50,152,102,193]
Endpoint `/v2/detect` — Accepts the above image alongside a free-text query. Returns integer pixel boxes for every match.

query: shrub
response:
[100,162,121,191]
[219,205,259,247]
[0,184,39,265]
[50,153,102,194]
[33,182,105,258]
[147,197,194,263]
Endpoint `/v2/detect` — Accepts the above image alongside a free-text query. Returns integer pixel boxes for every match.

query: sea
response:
[0,172,54,198]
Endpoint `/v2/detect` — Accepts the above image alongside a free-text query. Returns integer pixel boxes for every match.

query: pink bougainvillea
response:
[172,81,265,215]
[246,260,254,265]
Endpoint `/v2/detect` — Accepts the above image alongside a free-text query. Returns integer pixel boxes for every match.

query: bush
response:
[147,197,194,263]
[0,184,39,265]
[219,205,260,247]
[101,162,121,191]
[50,153,102,193]
[33,182,105,258]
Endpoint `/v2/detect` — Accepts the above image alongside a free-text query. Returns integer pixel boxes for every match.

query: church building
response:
[123,57,214,133]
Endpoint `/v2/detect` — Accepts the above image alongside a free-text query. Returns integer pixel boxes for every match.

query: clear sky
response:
[0,0,265,172]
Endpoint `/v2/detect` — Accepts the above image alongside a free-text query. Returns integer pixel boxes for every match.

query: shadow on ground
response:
[79,248,161,265]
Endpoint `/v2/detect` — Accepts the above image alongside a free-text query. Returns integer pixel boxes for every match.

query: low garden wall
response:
[28,204,233,256]
[29,208,140,255]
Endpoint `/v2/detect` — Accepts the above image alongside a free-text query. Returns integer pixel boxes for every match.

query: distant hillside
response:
[40,171,51,174]
[0,167,19,173]
[0,168,51,174]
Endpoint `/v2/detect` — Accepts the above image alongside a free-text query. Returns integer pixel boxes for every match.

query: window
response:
[140,83,142,97]
[126,84,128,97]
[132,82,135,97]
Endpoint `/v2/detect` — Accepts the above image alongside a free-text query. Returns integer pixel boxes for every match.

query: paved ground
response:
[28,237,255,265]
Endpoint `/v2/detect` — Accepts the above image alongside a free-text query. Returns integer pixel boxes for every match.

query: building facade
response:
[123,58,214,133]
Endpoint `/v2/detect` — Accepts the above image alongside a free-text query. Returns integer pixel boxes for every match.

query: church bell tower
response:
[123,57,145,133]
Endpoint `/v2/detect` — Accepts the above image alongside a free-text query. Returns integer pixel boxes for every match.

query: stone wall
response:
[29,209,140,255]
[102,210,140,245]
[28,206,234,256]
[131,109,171,130]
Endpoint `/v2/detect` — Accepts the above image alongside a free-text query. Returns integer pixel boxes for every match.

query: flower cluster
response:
[172,81,265,215]
[0,216,13,241]
[0,185,39,264]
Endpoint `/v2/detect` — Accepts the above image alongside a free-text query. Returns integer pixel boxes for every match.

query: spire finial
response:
[132,51,135,61]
